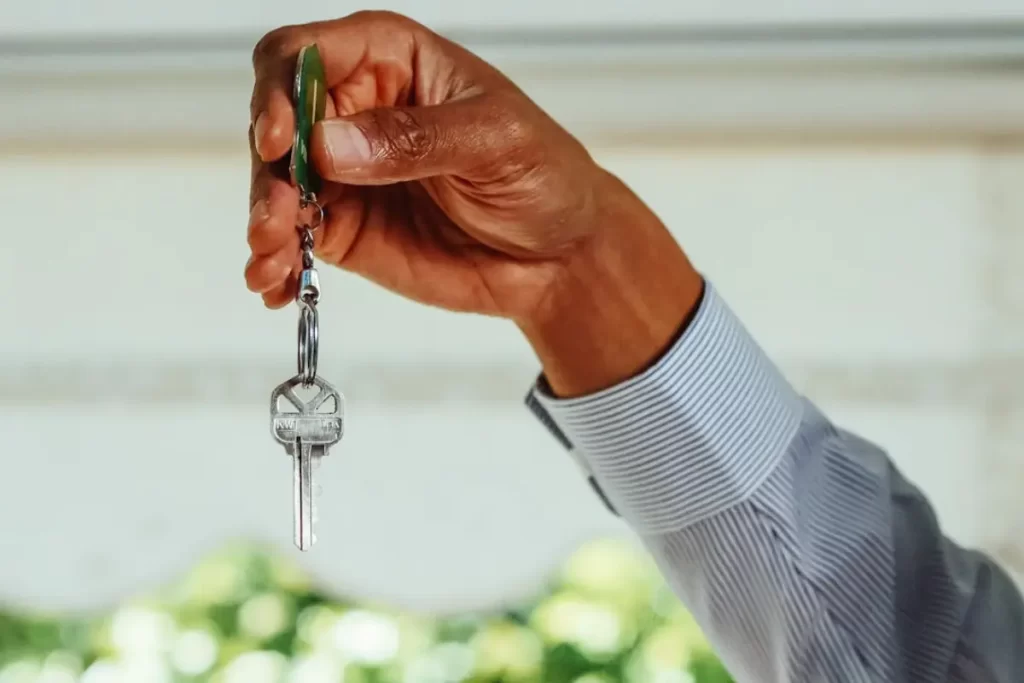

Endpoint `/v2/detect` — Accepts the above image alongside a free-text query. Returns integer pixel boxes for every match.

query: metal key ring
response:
[297,301,319,386]
[299,194,324,232]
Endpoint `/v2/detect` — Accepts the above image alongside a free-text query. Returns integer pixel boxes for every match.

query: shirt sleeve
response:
[526,282,1024,683]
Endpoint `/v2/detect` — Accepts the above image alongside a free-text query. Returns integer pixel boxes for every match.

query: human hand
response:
[246,11,702,395]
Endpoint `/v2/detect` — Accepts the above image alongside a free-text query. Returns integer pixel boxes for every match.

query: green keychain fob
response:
[290,44,327,198]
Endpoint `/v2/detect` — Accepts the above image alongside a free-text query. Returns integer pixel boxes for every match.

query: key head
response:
[270,375,344,448]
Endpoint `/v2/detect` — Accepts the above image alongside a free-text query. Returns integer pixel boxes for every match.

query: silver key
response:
[270,375,345,551]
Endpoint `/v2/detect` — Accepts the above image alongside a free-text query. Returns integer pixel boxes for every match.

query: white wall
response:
[2,13,1024,615]
[2,142,1023,613]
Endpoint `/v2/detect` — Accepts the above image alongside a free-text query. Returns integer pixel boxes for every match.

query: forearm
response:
[639,398,1024,683]
[522,228,1024,680]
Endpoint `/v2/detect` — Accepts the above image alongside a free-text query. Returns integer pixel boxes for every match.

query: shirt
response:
[526,282,1024,683]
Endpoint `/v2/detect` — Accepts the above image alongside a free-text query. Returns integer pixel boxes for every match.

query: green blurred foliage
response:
[0,538,733,683]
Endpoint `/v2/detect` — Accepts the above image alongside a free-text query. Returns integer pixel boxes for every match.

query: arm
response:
[521,182,1024,683]
[241,15,1021,679]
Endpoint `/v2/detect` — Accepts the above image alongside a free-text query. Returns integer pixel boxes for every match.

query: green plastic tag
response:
[290,44,327,198]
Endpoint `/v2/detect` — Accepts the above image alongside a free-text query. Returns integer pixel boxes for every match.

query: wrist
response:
[517,171,704,398]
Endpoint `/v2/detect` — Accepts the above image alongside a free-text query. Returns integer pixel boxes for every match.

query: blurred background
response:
[3,1,1024,681]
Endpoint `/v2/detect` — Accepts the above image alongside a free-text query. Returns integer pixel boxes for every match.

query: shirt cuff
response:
[526,282,804,535]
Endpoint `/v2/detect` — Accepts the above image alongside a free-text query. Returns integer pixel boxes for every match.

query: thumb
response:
[311,95,518,185]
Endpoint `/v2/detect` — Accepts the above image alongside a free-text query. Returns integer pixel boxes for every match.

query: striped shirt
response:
[527,283,1023,683]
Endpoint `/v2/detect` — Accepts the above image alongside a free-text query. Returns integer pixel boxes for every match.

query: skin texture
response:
[246,11,704,396]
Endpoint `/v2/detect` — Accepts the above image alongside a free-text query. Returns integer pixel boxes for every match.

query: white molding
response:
[4,27,1024,145]
[5,2,1024,38]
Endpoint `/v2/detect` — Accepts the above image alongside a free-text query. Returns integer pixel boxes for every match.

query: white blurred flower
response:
[331,610,400,664]
[574,606,622,653]
[0,660,40,683]
[533,595,624,655]
[296,605,337,649]
[470,623,543,678]
[641,620,708,668]
[403,656,446,683]
[184,558,245,605]
[288,654,342,683]
[430,643,474,681]
[37,651,80,683]
[79,660,121,683]
[118,654,171,683]
[110,606,175,654]
[37,669,76,683]
[171,628,219,676]
[223,651,288,683]
[563,539,651,595]
[238,593,291,640]
[268,556,311,593]
[573,674,614,683]
[653,670,694,683]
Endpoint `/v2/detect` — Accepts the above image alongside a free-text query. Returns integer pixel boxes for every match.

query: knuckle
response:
[251,27,292,68]
[500,115,534,151]
[347,9,414,27]
[484,94,534,147]
[489,103,541,162]
[372,110,435,161]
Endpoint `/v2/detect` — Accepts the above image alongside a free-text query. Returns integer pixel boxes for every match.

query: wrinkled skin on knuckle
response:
[465,99,540,173]
[499,107,535,148]
[483,94,532,146]
[498,117,557,189]
[372,109,436,163]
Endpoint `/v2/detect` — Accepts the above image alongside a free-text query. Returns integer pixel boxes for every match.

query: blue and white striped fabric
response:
[527,283,1024,683]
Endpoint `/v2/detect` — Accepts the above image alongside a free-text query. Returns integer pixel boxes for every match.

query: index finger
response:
[249,12,420,163]
[249,28,300,163]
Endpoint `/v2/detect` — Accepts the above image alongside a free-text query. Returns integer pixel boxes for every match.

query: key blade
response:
[294,441,315,551]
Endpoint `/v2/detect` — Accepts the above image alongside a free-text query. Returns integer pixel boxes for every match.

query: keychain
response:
[269,44,345,551]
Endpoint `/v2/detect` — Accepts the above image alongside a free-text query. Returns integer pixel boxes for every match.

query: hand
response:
[246,11,599,316]
[246,11,703,395]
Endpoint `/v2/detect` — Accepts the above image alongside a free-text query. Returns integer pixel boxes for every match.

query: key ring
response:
[295,193,323,387]
[297,300,319,386]
[299,193,324,231]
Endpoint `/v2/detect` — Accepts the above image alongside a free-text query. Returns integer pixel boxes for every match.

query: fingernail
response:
[253,113,270,158]
[321,120,372,168]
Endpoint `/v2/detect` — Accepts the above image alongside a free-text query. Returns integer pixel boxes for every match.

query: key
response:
[270,374,345,550]
[267,42,338,552]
